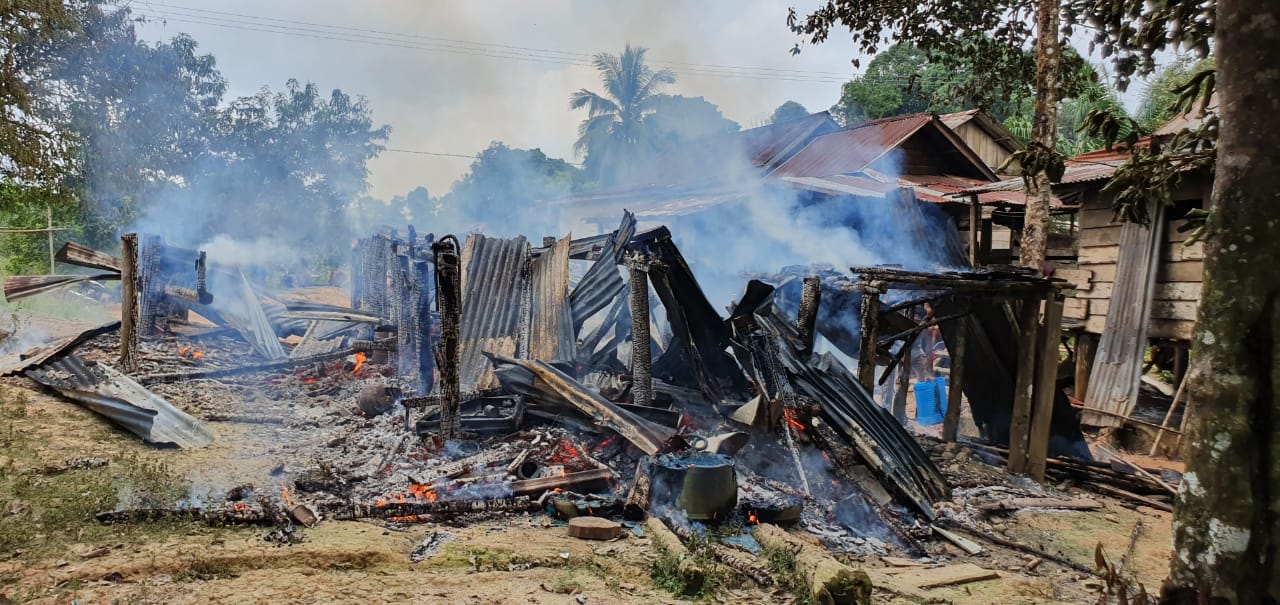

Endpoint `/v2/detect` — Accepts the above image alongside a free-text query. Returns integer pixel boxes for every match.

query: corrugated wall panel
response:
[458,235,529,390]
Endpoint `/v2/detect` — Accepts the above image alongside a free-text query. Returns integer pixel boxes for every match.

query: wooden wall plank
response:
[1084,264,1117,283]
[1091,300,1111,317]
[1166,219,1193,243]
[1157,260,1204,283]
[1079,246,1120,264]
[1077,283,1114,300]
[1079,226,1124,247]
[1080,208,1119,229]
[1152,300,1199,321]
[1149,319,1196,341]
[1064,297,1089,320]
[1055,268,1093,290]
[1154,282,1202,301]
[1164,241,1204,261]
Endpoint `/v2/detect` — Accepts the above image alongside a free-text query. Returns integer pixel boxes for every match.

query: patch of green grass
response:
[648,532,725,600]
[176,558,242,581]
[550,570,584,594]
[762,544,815,605]
[425,544,547,572]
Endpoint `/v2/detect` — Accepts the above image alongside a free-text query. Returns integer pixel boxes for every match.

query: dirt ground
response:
[0,370,1179,605]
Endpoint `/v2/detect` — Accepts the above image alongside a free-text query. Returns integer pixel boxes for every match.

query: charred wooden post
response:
[412,258,434,394]
[432,235,463,440]
[1074,333,1096,402]
[1027,292,1065,481]
[856,280,884,392]
[942,324,967,442]
[508,467,614,496]
[350,240,364,310]
[892,343,910,423]
[138,235,163,337]
[797,275,822,357]
[968,194,981,267]
[1007,297,1043,474]
[626,252,654,408]
[624,456,653,520]
[195,250,211,304]
[120,233,139,372]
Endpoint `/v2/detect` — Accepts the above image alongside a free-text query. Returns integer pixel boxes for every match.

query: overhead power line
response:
[139,1,858,78]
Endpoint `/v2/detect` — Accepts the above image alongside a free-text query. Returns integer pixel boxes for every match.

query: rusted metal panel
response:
[569,211,636,331]
[25,355,214,448]
[527,235,574,363]
[458,234,530,390]
[770,114,932,178]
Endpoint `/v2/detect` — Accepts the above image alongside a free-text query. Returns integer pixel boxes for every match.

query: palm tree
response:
[569,44,675,183]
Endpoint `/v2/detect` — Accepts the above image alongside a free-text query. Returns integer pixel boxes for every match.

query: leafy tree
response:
[0,0,77,184]
[644,94,740,151]
[570,44,675,185]
[434,142,583,236]
[1135,56,1216,133]
[769,100,810,124]
[830,44,965,124]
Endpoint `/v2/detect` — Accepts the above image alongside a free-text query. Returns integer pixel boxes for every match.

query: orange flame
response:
[783,408,805,432]
[281,483,294,506]
[191,350,204,360]
[352,352,367,374]
[748,511,759,524]
[232,501,248,513]
[178,345,191,355]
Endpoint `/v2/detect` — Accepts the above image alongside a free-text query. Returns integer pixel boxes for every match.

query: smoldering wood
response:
[324,496,538,521]
[623,456,653,520]
[96,503,285,526]
[796,276,822,357]
[508,467,614,496]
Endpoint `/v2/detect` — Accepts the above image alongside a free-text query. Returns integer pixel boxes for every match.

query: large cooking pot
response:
[650,452,737,522]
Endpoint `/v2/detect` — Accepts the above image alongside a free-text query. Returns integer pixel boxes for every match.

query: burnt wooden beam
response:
[626,252,654,408]
[1027,293,1065,481]
[942,326,967,442]
[432,235,463,440]
[968,194,980,267]
[796,276,821,357]
[120,233,139,372]
[56,242,122,273]
[508,467,614,496]
[856,280,883,392]
[135,347,358,385]
[1006,298,1042,475]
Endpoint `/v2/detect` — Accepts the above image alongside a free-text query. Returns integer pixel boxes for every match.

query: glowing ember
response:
[783,408,806,432]
[748,511,759,524]
[281,483,294,506]
[191,350,204,360]
[351,352,367,374]
[548,439,581,465]
[232,501,248,513]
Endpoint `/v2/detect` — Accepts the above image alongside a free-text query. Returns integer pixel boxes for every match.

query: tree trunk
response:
[1162,1,1280,602]
[1019,0,1061,271]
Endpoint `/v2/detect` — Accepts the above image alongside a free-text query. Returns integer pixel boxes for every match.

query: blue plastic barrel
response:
[914,377,949,426]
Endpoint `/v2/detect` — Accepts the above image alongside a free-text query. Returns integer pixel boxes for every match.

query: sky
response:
[131,1,1151,202]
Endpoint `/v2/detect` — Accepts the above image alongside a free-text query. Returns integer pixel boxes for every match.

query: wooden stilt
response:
[1151,373,1190,456]
[857,283,883,392]
[1007,298,1042,475]
[942,323,967,442]
[1028,293,1065,481]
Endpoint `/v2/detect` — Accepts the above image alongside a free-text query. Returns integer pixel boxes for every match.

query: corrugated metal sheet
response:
[527,235,574,363]
[458,234,530,390]
[569,211,636,330]
[770,114,933,178]
[737,111,842,170]
[0,321,120,376]
[752,297,949,518]
[25,355,214,448]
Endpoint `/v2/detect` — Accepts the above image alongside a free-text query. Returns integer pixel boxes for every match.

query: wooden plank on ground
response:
[931,524,984,555]
[1157,260,1204,283]
[977,498,1102,512]
[881,557,929,568]
[894,563,1001,589]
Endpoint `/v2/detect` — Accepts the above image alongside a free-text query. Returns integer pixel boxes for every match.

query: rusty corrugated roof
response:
[770,114,934,178]
[458,234,530,390]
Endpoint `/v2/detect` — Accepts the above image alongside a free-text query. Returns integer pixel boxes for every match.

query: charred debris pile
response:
[0,213,1177,599]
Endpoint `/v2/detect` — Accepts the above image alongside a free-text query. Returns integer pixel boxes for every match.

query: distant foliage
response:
[433,142,584,236]
[1135,56,1216,133]
[769,101,810,124]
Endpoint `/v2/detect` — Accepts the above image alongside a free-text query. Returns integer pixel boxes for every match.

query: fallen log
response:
[509,467,614,497]
[324,496,537,521]
[97,504,281,526]
[645,516,706,594]
[754,523,872,605]
[623,456,653,521]
[1082,482,1174,512]
[711,543,774,587]
[977,498,1102,513]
